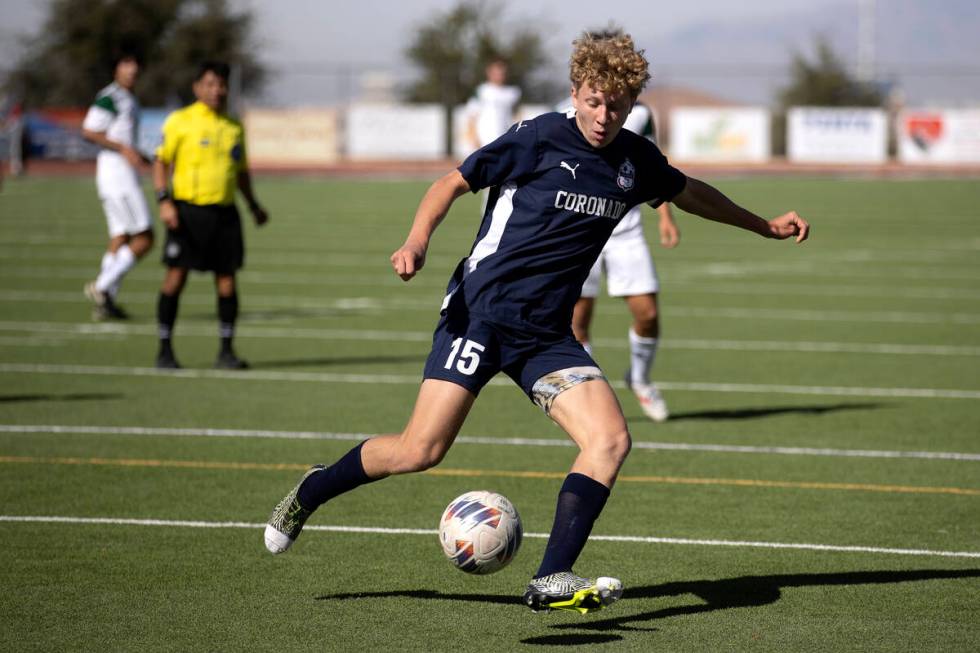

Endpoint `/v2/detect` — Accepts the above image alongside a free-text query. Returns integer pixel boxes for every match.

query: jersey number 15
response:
[444,338,485,375]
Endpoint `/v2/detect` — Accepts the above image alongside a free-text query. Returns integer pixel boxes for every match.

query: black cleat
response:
[214,350,249,370]
[156,350,182,369]
[102,296,130,320]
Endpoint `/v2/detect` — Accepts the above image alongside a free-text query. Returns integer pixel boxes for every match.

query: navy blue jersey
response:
[448,111,686,335]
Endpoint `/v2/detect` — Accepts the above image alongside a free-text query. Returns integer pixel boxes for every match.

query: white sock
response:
[95,245,136,294]
[98,251,115,277]
[581,341,593,356]
[628,328,658,386]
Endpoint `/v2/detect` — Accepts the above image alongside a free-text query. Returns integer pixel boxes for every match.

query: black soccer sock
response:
[534,473,610,578]
[296,441,378,510]
[157,292,180,352]
[217,293,238,353]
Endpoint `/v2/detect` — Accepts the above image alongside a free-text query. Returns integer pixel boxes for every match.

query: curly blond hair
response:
[569,29,650,98]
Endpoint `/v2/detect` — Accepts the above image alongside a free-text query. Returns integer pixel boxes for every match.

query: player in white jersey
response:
[464,58,522,151]
[572,101,678,422]
[81,54,154,320]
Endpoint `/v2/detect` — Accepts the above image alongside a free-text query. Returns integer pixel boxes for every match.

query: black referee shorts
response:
[163,201,244,273]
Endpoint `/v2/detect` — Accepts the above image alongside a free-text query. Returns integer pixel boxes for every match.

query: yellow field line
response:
[2,455,978,496]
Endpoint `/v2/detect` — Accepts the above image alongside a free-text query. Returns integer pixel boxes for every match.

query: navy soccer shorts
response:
[422,309,604,410]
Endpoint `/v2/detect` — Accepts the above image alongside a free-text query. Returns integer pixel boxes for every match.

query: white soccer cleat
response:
[263,465,323,554]
[626,377,669,423]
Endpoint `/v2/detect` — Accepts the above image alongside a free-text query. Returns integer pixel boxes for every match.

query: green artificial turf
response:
[0,175,978,651]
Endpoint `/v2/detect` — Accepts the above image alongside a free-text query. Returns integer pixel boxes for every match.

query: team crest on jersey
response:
[616,158,635,190]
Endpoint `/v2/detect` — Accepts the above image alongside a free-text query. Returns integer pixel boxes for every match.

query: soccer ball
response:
[439,490,523,575]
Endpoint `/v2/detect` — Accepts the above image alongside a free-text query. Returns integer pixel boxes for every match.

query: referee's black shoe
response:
[215,349,250,370]
[156,349,182,370]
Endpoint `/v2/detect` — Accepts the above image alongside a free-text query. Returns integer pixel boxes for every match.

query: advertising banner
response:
[243,108,340,165]
[669,107,770,162]
[787,107,888,163]
[137,108,169,159]
[24,109,98,160]
[347,104,444,159]
[898,109,980,163]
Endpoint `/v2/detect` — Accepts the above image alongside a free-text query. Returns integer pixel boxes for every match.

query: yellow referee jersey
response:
[156,101,247,206]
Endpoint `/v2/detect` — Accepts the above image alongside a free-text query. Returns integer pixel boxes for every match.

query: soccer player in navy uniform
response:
[265,31,809,614]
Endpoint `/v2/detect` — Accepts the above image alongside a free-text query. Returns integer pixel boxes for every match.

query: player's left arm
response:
[672,176,809,243]
[236,170,268,226]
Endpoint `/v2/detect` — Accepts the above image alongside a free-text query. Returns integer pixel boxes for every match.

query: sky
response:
[2,0,978,106]
[238,0,843,104]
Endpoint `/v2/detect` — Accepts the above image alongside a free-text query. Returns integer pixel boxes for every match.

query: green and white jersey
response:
[82,82,140,152]
[83,82,143,193]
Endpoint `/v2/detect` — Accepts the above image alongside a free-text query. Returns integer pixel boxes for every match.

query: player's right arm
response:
[391,170,471,281]
[81,128,146,167]
[81,96,145,167]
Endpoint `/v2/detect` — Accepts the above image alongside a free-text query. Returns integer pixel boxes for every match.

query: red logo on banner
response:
[906,114,944,151]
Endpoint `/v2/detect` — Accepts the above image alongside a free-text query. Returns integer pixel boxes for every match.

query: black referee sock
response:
[157,292,180,352]
[296,442,378,510]
[217,293,238,353]
[535,473,610,579]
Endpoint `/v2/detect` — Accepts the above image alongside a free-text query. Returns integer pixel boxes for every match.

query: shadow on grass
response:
[0,392,124,403]
[648,401,886,423]
[250,354,426,370]
[316,569,980,641]
[548,569,980,633]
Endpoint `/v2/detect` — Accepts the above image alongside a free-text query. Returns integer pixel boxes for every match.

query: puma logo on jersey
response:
[514,120,528,132]
[560,161,580,179]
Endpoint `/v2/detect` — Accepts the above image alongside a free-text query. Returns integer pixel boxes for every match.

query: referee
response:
[152,61,268,369]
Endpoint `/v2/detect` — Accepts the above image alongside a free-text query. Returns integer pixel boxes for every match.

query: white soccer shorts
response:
[96,160,152,237]
[581,223,659,298]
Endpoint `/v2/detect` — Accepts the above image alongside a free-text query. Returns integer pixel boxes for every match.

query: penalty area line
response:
[1,515,978,559]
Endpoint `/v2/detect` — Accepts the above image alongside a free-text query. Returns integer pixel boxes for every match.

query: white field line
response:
[1,515,977,559]
[2,362,979,400]
[1,320,976,357]
[3,424,978,462]
[3,289,980,324]
[5,242,980,280]
[6,265,980,301]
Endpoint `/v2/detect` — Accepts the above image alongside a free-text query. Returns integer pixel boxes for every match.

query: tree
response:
[3,0,263,108]
[772,37,884,155]
[778,37,883,108]
[404,0,555,155]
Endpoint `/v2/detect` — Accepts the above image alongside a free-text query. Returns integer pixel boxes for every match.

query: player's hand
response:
[768,211,809,243]
[251,204,269,226]
[159,199,179,230]
[121,146,144,168]
[659,219,680,249]
[391,241,427,281]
